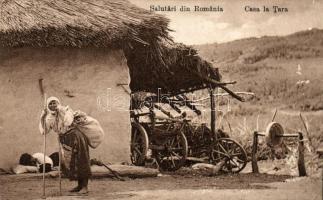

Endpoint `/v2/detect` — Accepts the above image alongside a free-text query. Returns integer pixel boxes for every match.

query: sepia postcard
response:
[0,0,322,199]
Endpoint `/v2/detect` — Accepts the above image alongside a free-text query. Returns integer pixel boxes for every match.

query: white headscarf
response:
[46,96,60,114]
[40,96,74,134]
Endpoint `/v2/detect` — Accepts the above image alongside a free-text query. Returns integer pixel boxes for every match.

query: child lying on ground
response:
[12,152,58,174]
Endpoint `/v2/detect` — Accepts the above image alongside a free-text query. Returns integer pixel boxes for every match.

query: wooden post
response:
[252,131,259,173]
[210,89,216,139]
[298,132,307,176]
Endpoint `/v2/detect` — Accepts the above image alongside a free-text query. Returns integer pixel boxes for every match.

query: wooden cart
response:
[130,91,248,173]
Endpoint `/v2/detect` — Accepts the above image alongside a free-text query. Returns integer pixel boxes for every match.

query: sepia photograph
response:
[0,0,322,199]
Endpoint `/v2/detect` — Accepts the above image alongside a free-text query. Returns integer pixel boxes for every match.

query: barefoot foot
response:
[69,186,81,193]
[78,187,88,195]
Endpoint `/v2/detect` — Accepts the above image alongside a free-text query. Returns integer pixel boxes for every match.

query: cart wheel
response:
[155,132,188,171]
[130,123,149,166]
[210,138,247,173]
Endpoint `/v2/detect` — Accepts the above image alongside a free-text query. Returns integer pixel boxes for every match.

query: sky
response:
[130,0,323,45]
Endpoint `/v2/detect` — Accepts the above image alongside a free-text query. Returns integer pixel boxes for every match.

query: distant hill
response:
[196,28,323,64]
[195,29,323,111]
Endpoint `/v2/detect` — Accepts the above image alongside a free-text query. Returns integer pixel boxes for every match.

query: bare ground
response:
[1,170,321,200]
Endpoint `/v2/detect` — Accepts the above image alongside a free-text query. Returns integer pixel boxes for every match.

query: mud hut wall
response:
[0,47,131,169]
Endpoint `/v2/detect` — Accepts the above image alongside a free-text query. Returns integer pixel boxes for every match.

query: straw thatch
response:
[0,0,238,98]
[124,40,221,95]
[0,0,169,47]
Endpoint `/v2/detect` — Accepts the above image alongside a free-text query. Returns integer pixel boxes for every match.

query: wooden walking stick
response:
[57,137,62,195]
[42,101,47,199]
[39,79,62,197]
[39,79,47,199]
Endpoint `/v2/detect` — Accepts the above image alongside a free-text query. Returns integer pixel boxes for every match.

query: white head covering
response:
[46,96,60,114]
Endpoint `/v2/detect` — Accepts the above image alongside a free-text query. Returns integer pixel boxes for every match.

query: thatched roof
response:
[0,0,169,47]
[124,40,222,95]
[0,0,241,99]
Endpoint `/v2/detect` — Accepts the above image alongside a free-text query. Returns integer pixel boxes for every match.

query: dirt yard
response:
[1,169,321,200]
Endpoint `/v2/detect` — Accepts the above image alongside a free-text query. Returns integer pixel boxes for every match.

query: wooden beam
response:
[90,165,159,178]
[210,89,216,139]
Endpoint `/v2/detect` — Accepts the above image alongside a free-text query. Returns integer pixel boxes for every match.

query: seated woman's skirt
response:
[59,128,91,180]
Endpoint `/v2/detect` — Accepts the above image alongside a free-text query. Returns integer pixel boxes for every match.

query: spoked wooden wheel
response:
[130,123,149,166]
[154,132,188,171]
[210,138,247,173]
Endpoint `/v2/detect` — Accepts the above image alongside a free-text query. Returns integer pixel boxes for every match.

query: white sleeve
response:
[62,106,74,127]
[32,153,53,167]
[39,111,51,135]
[39,121,44,135]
